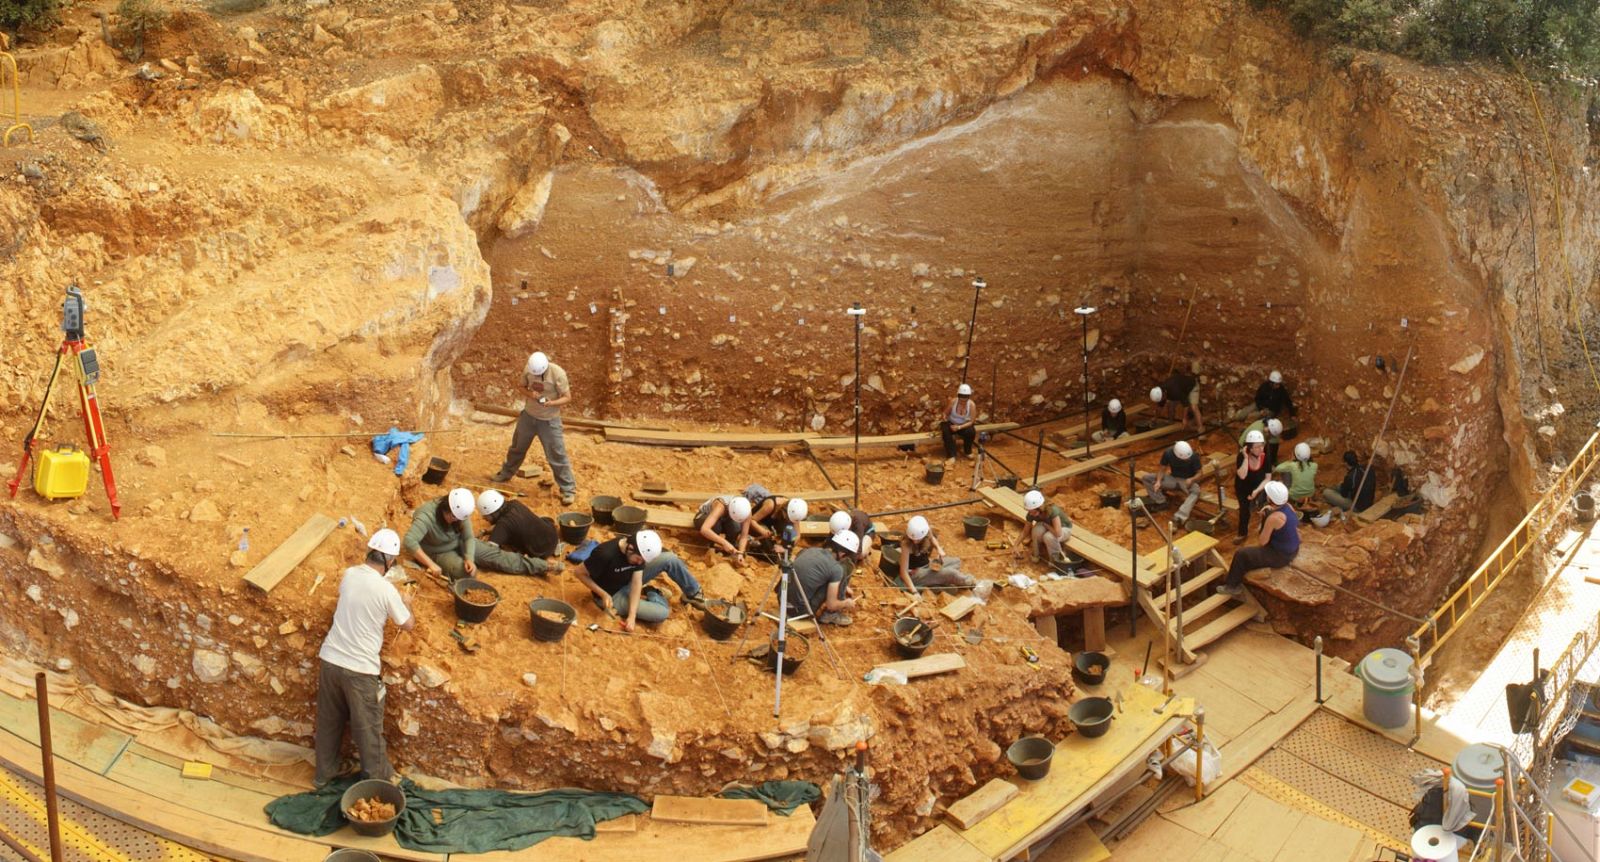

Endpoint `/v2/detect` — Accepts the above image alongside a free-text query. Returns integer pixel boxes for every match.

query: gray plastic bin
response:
[1453,743,1505,821]
[1357,648,1415,729]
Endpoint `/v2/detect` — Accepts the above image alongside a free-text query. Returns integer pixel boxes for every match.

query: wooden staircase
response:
[1135,532,1262,665]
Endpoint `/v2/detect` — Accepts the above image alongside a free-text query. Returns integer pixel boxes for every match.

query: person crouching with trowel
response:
[574,530,707,631]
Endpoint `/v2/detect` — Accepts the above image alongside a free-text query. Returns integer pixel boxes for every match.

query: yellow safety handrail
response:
[1,33,34,148]
[1410,428,1600,665]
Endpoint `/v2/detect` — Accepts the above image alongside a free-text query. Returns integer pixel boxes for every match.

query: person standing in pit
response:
[1218,480,1299,595]
[940,383,978,463]
[314,529,413,787]
[1235,430,1272,540]
[1140,439,1204,530]
[1273,443,1318,509]
[1092,398,1127,442]
[787,530,861,626]
[1150,361,1204,431]
[1239,416,1284,465]
[696,493,753,563]
[492,351,578,506]
[896,515,974,596]
[574,530,706,632]
[1016,489,1072,563]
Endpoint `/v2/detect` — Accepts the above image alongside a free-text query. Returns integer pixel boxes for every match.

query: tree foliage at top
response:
[1,0,63,32]
[1251,0,1600,79]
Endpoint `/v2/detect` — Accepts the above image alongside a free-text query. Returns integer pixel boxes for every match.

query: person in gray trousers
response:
[492,350,578,505]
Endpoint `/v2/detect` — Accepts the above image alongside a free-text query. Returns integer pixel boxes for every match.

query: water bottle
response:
[238,528,249,553]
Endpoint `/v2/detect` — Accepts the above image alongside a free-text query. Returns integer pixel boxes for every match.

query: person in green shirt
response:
[1273,442,1318,507]
[1240,416,1283,465]
[404,488,545,581]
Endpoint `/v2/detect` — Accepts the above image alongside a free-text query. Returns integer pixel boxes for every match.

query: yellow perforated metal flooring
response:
[0,765,216,862]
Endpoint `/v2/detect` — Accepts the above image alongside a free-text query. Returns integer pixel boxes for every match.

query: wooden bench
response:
[979,486,1160,588]
[604,427,818,448]
[632,488,852,504]
[805,422,1020,452]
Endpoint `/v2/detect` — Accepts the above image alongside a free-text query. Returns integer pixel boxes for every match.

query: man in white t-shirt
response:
[313,528,414,787]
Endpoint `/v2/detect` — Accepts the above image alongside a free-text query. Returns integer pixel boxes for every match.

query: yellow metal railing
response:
[1411,427,1600,666]
[2,33,33,147]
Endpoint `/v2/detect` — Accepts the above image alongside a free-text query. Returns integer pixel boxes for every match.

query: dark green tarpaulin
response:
[265,778,648,853]
[718,780,821,815]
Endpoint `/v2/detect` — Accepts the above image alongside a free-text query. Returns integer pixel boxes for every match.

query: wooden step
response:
[1172,590,1235,628]
[1155,566,1225,612]
[1182,603,1259,653]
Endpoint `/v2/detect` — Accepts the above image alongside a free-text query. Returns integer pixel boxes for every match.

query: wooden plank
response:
[1355,493,1397,524]
[1048,823,1113,862]
[243,514,338,593]
[1210,788,1306,861]
[945,778,1018,829]
[509,808,816,862]
[806,422,1020,452]
[1182,604,1258,653]
[1141,532,1219,575]
[1213,689,1319,784]
[0,691,132,776]
[1159,777,1252,838]
[650,795,768,827]
[886,823,992,862]
[871,653,966,679]
[644,508,696,530]
[981,486,1163,586]
[1030,453,1120,487]
[0,727,331,862]
[1038,421,1186,464]
[941,596,982,621]
[1158,567,1226,612]
[632,489,852,504]
[595,814,639,833]
[957,683,1192,860]
[604,427,817,448]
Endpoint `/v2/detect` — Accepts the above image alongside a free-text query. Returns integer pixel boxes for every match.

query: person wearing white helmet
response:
[1092,398,1128,443]
[1235,369,1298,422]
[403,488,480,581]
[828,510,852,534]
[475,489,560,568]
[1273,442,1318,508]
[745,493,810,559]
[696,493,757,562]
[313,528,414,787]
[1239,416,1286,464]
[574,530,706,631]
[492,350,578,506]
[831,506,876,564]
[1017,488,1072,564]
[896,515,974,596]
[1218,479,1300,596]
[1235,428,1273,540]
[1151,360,1204,431]
[1140,440,1205,528]
[940,383,979,463]
[787,530,861,626]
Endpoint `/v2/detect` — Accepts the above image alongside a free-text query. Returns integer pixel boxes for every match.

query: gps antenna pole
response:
[848,303,866,510]
[961,277,984,385]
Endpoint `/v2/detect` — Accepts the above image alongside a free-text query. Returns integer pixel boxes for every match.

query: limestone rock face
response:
[192,649,229,684]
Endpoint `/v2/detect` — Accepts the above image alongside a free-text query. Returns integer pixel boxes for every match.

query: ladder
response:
[1135,531,1262,664]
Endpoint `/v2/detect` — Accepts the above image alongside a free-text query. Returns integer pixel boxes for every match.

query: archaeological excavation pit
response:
[0,0,1598,858]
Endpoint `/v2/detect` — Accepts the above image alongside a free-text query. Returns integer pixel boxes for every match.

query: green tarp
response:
[265,778,648,854]
[718,780,821,815]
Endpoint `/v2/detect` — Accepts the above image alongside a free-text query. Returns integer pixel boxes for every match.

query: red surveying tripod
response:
[7,285,121,519]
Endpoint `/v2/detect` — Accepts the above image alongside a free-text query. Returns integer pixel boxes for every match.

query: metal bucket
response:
[1578,492,1596,524]
[340,779,405,838]
[1007,737,1055,780]
[450,578,500,624]
[528,598,576,642]
[1099,490,1123,509]
[325,850,382,862]
[962,516,989,540]
[878,543,902,579]
[557,512,592,545]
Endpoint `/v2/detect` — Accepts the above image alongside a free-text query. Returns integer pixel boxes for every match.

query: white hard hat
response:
[367,528,401,557]
[1149,386,1163,403]
[829,511,852,533]
[1108,398,1122,415]
[786,498,809,522]
[728,496,752,522]
[957,383,973,397]
[831,530,861,555]
[447,488,476,519]
[1023,490,1046,511]
[1173,441,1193,460]
[1294,442,1311,461]
[526,351,549,375]
[906,515,930,541]
[1264,481,1289,506]
[1266,418,1283,436]
[634,530,663,563]
[476,489,505,517]
[1244,430,1265,445]
[1269,370,1283,384]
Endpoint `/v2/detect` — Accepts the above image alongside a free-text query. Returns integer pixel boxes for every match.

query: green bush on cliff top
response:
[1252,0,1600,79]
[1,0,63,32]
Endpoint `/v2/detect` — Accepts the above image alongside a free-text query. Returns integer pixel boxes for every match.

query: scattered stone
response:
[412,662,449,688]
[227,614,244,626]
[268,676,286,695]
[229,550,249,568]
[27,548,64,580]
[278,621,299,635]
[25,585,41,603]
[1344,386,1360,400]
[1450,348,1485,375]
[133,655,157,678]
[189,499,223,523]
[138,445,167,468]
[54,658,72,672]
[521,672,538,687]
[232,652,264,678]
[59,608,79,629]
[192,649,229,683]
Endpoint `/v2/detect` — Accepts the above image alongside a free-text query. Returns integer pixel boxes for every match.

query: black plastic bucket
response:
[1099,490,1122,509]
[451,578,500,624]
[765,631,809,675]
[1072,650,1109,685]
[924,462,946,485]
[420,457,450,485]
[529,598,576,642]
[1007,737,1055,780]
[892,617,934,659]
[1578,492,1596,524]
[996,476,1019,490]
[962,516,989,541]
[557,512,592,544]
[340,779,405,837]
[325,851,381,862]
[878,543,902,579]
[612,505,647,536]
[700,600,746,641]
[1069,697,1116,739]
[590,495,622,525]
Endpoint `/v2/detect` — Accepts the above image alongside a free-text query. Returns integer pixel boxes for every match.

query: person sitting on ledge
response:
[940,382,979,463]
[1233,369,1297,421]
[1016,489,1071,564]
[1092,398,1128,442]
[1218,480,1299,596]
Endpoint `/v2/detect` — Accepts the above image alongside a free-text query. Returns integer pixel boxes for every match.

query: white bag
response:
[1171,738,1222,787]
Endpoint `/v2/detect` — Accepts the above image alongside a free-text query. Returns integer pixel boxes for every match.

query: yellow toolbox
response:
[33,444,90,500]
